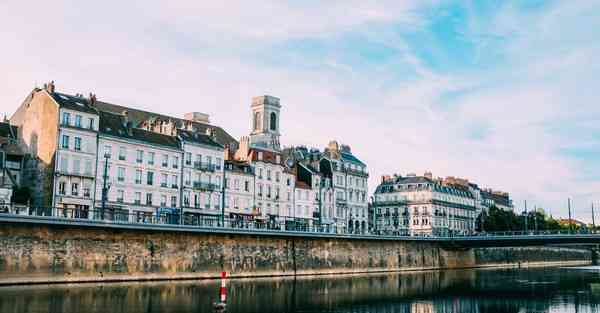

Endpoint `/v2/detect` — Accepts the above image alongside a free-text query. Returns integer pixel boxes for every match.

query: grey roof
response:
[0,122,17,140]
[50,92,99,115]
[99,111,180,150]
[93,101,237,147]
[375,175,474,198]
[177,129,223,149]
[341,151,366,166]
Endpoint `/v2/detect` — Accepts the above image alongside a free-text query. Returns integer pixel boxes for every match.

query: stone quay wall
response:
[0,222,591,285]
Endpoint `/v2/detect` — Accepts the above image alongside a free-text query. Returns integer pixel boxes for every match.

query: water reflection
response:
[0,267,599,313]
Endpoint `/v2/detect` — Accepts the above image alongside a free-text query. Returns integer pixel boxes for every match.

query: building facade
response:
[373,174,477,236]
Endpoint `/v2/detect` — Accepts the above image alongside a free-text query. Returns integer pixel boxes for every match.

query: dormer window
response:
[258,151,263,160]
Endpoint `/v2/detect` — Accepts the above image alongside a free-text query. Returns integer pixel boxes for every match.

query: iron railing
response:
[0,205,599,238]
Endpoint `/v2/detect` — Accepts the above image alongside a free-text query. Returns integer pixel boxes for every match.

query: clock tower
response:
[249,95,281,151]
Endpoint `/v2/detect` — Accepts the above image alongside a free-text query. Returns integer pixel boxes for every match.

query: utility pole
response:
[568,198,572,234]
[524,200,528,233]
[101,153,110,220]
[592,202,596,231]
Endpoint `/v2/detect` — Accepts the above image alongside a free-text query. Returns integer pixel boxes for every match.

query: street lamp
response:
[101,153,111,220]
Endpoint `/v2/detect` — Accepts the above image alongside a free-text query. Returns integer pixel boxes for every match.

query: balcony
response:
[193,161,216,172]
[372,199,407,207]
[193,181,218,191]
[161,183,168,188]
[171,184,179,189]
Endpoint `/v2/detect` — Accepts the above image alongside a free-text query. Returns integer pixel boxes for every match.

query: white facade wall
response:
[224,169,254,215]
[94,136,182,220]
[53,108,98,211]
[253,161,293,219]
[181,141,224,218]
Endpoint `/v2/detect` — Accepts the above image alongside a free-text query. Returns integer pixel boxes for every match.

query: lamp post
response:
[568,198,573,234]
[101,153,110,220]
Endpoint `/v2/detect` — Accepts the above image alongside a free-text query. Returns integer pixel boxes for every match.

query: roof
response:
[98,111,180,149]
[375,175,474,198]
[248,147,282,165]
[50,92,99,115]
[295,181,311,190]
[93,100,237,147]
[225,160,254,175]
[177,129,223,150]
[0,122,17,140]
[341,151,366,166]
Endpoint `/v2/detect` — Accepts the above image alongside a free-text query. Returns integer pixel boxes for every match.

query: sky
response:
[1,1,600,221]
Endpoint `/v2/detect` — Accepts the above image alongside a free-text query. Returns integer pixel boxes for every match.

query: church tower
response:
[249,95,281,151]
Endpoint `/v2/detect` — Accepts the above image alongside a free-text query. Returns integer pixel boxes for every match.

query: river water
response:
[1,266,600,313]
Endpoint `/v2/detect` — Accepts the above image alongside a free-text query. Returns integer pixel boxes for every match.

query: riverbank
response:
[0,221,592,286]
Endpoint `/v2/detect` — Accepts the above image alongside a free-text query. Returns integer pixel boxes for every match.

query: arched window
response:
[270,112,277,131]
[253,112,261,131]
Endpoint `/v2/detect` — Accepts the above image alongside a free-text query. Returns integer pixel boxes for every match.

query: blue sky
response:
[1,0,600,220]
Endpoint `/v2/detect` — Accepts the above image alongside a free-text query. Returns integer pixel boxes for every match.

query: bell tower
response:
[249,95,281,150]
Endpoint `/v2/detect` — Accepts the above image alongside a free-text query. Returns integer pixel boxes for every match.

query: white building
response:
[52,93,100,217]
[94,111,183,222]
[373,174,477,236]
[178,128,224,224]
[223,160,255,225]
[321,141,369,234]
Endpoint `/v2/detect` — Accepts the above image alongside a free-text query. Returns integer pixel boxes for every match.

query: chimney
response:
[89,93,97,105]
[424,171,433,180]
[47,81,55,93]
[184,112,210,124]
[122,110,129,127]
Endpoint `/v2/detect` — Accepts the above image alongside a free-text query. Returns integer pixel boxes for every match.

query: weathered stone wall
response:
[0,222,591,285]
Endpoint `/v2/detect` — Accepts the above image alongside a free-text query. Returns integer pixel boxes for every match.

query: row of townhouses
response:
[4,81,514,235]
[371,172,514,236]
[6,82,371,233]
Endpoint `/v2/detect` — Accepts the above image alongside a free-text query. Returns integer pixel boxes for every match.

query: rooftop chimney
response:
[424,171,433,180]
[184,112,210,125]
[122,110,129,127]
[89,93,97,105]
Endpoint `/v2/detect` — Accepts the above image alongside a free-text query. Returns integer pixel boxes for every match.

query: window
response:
[161,173,168,187]
[267,185,272,198]
[258,168,263,179]
[62,112,70,125]
[71,183,79,196]
[171,175,178,188]
[85,160,92,175]
[118,147,126,161]
[148,152,155,165]
[117,167,125,182]
[117,190,124,203]
[147,171,154,185]
[185,171,191,186]
[61,135,69,149]
[134,192,141,204]
[171,196,177,207]
[136,150,143,163]
[160,195,167,207]
[162,154,168,167]
[58,182,66,195]
[205,156,212,167]
[267,170,271,181]
[185,152,192,165]
[88,118,94,130]
[286,178,291,186]
[74,137,81,151]
[173,156,179,169]
[146,193,153,206]
[135,170,142,184]
[75,115,82,128]
[269,112,277,131]
[83,186,91,198]
[244,181,249,192]
[275,172,280,182]
[216,157,222,170]
[72,158,81,174]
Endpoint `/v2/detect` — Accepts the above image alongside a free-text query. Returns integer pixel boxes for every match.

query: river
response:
[1,266,599,313]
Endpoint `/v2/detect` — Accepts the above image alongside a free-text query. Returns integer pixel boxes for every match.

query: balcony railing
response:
[193,181,219,191]
[193,161,216,172]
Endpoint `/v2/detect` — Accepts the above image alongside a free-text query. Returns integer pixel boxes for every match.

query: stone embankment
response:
[0,222,591,285]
